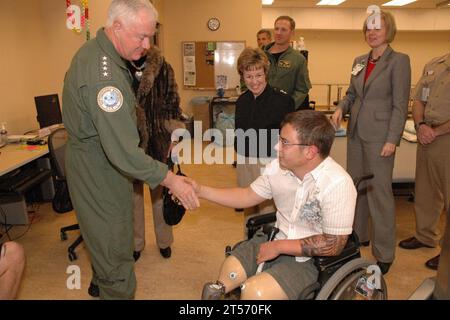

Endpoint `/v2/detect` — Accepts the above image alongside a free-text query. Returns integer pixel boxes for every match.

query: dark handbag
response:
[162,157,186,226]
[52,179,73,214]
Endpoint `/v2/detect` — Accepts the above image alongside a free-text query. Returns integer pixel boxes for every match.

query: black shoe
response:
[377,261,392,275]
[399,236,434,250]
[133,250,141,262]
[360,240,370,247]
[88,282,100,298]
[425,254,440,271]
[159,247,171,259]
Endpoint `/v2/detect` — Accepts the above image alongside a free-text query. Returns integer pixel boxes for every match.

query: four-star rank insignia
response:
[99,55,112,80]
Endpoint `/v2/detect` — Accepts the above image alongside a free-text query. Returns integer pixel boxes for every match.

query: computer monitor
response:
[34,94,62,129]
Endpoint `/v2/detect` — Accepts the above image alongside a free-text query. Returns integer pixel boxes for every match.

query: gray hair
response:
[106,0,158,27]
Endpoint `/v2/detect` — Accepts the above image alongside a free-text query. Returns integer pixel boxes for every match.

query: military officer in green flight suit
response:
[62,0,199,299]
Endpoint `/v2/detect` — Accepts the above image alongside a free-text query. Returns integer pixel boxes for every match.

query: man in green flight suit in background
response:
[265,16,312,110]
[62,0,199,299]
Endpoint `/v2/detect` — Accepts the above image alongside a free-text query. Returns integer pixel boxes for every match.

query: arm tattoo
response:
[299,234,348,257]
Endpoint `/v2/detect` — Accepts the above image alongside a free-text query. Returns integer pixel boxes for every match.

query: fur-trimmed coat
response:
[135,47,184,162]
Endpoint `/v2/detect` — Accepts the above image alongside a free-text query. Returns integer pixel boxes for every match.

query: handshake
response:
[161,171,202,210]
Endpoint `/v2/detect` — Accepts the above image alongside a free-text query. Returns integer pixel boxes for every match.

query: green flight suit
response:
[265,43,312,109]
[62,28,168,299]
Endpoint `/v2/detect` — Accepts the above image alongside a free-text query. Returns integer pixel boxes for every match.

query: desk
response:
[0,144,49,176]
[0,143,53,225]
[330,137,417,183]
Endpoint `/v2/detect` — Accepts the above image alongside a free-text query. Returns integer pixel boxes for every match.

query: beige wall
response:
[298,30,450,106]
[1,0,54,134]
[0,0,259,133]
[0,1,448,134]
[0,0,109,134]
[263,6,450,107]
[158,0,262,115]
[263,7,450,31]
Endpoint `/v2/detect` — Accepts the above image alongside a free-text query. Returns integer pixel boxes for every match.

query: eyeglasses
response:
[278,136,310,148]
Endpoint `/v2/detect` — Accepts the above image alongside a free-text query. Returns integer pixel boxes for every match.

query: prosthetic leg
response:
[202,256,247,300]
[202,227,284,300]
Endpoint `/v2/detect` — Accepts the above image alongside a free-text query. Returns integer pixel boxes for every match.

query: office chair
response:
[47,128,83,261]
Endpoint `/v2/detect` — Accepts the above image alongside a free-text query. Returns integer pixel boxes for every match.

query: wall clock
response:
[207,18,220,31]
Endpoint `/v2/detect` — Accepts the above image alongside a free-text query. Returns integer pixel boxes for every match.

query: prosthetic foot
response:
[202,281,225,300]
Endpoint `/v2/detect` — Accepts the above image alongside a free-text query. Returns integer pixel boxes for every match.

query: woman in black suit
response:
[235,47,295,220]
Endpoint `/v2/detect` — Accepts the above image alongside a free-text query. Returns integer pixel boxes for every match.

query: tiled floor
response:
[3,160,446,300]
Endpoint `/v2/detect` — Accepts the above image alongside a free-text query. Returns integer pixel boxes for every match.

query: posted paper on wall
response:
[183,42,196,86]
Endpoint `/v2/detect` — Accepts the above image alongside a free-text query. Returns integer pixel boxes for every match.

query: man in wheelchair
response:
[188,110,357,300]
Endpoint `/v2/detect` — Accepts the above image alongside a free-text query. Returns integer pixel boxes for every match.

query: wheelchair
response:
[222,174,388,300]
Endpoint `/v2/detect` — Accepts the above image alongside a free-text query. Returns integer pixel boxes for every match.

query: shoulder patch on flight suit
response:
[278,60,291,68]
[97,86,123,112]
[99,55,112,81]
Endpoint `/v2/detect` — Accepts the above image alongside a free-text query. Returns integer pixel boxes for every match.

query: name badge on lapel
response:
[421,87,430,102]
[351,63,365,76]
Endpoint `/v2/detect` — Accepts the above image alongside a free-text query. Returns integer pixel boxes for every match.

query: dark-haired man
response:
[194,110,356,300]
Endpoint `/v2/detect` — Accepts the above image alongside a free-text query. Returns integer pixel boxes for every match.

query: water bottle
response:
[0,122,7,147]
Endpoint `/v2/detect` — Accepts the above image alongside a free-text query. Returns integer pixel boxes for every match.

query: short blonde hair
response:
[237,47,269,80]
[363,10,397,43]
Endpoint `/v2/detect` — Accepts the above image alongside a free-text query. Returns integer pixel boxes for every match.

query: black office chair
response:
[48,128,83,261]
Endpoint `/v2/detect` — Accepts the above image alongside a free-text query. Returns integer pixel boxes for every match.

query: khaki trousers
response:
[434,207,450,299]
[347,133,396,263]
[414,134,450,247]
[133,181,173,252]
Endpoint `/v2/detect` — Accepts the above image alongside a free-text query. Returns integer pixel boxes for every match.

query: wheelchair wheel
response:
[315,258,388,300]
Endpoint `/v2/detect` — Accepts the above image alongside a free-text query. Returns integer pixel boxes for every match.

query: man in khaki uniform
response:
[62,0,198,299]
[399,53,450,270]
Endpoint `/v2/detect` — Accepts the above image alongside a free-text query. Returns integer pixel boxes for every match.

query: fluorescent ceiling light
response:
[316,0,346,5]
[262,0,274,5]
[382,0,417,6]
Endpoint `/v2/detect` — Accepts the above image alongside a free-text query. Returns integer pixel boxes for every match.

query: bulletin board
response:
[182,41,246,90]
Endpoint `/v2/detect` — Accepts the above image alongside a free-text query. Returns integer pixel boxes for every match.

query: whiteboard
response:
[182,41,245,90]
[214,42,245,90]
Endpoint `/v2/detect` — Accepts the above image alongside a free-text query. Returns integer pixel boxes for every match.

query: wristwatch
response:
[414,121,426,131]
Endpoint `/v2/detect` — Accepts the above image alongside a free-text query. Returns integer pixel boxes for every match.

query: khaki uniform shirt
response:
[414,53,450,127]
